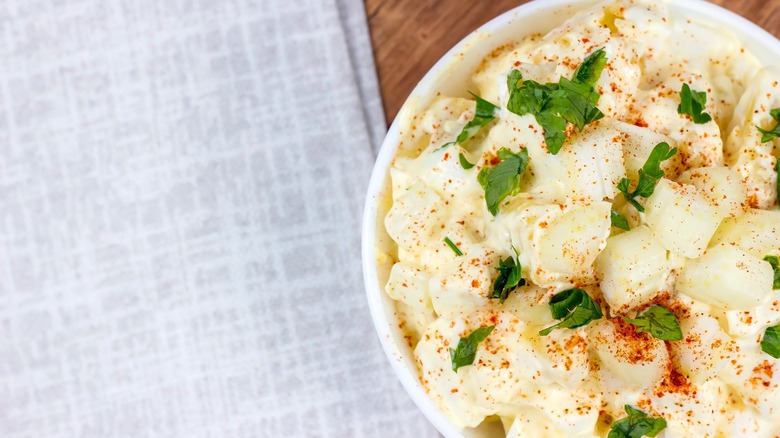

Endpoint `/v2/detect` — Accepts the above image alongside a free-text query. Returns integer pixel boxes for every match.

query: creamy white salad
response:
[381,1,780,436]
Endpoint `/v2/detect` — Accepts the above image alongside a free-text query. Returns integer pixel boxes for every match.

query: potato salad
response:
[382,0,780,436]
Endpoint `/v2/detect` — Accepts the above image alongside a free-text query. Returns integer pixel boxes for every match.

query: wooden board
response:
[366,0,780,125]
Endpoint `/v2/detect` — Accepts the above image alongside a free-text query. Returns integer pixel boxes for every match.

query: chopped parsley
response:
[539,288,603,336]
[450,325,495,372]
[617,142,678,212]
[443,237,463,256]
[477,147,529,216]
[441,93,498,148]
[490,254,525,303]
[506,48,607,154]
[623,305,683,341]
[611,208,630,231]
[507,68,522,92]
[608,405,667,438]
[761,325,780,359]
[677,83,712,124]
[756,108,780,143]
[458,152,475,169]
[764,255,780,289]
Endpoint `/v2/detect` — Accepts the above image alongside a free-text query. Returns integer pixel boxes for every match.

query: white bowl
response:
[362,1,780,436]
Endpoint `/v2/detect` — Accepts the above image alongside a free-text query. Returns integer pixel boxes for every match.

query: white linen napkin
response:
[0,0,438,436]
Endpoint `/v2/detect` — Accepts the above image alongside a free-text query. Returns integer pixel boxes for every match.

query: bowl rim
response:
[362,1,780,437]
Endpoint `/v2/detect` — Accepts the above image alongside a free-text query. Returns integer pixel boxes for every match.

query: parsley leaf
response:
[617,142,678,212]
[477,147,529,216]
[776,158,779,206]
[611,208,630,231]
[507,68,522,92]
[553,77,605,130]
[490,255,525,303]
[450,325,495,372]
[764,255,780,289]
[761,325,780,359]
[443,237,463,256]
[677,83,712,124]
[442,92,498,149]
[535,108,569,154]
[507,78,557,115]
[506,48,607,154]
[623,305,683,341]
[756,108,780,143]
[572,46,608,86]
[608,405,667,438]
[539,288,603,336]
[458,152,475,169]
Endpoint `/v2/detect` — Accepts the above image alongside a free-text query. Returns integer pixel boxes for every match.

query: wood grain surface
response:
[366,0,780,125]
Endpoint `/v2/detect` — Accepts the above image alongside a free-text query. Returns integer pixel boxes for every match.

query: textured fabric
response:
[0,0,438,436]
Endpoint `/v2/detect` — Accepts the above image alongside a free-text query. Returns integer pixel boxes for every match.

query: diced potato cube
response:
[648,379,724,437]
[724,69,780,210]
[633,74,724,169]
[414,313,501,429]
[594,226,669,313]
[428,245,495,317]
[676,244,773,310]
[466,313,546,413]
[385,181,447,251]
[721,346,780,419]
[419,97,475,147]
[389,165,414,202]
[417,145,488,203]
[530,387,601,437]
[536,329,590,389]
[677,166,748,218]
[559,124,626,203]
[501,284,555,327]
[724,290,780,338]
[711,209,780,258]
[590,319,669,389]
[385,262,433,312]
[506,201,609,288]
[645,179,723,258]
[671,314,731,384]
[538,201,611,279]
[609,120,682,181]
[489,112,566,194]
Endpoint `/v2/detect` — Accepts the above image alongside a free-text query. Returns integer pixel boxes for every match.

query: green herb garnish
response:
[608,405,667,438]
[776,158,779,206]
[611,208,630,231]
[450,325,495,372]
[623,305,683,341]
[764,255,780,289]
[506,48,607,154]
[677,83,712,124]
[441,93,498,149]
[490,255,525,303]
[477,147,529,216]
[539,288,603,336]
[507,68,522,92]
[444,237,463,256]
[617,142,677,212]
[761,325,780,359]
[756,108,780,143]
[459,152,475,169]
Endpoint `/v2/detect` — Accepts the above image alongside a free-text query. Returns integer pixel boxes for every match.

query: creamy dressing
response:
[383,1,780,436]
